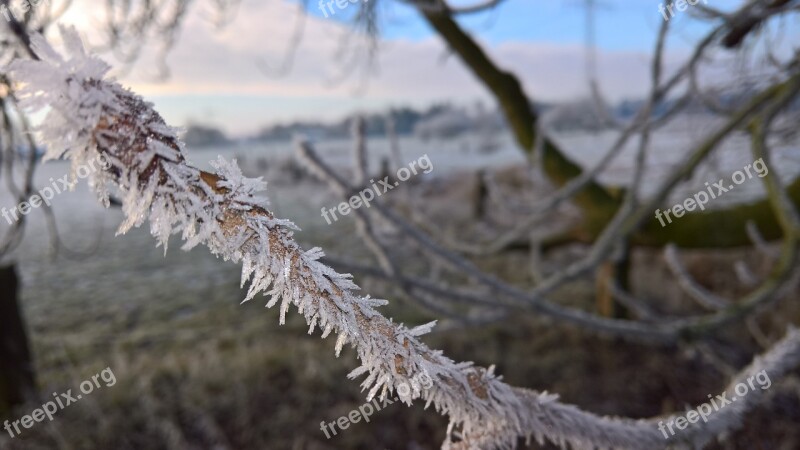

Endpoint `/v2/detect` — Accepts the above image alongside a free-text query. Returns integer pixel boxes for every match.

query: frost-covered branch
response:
[664,244,730,311]
[11,27,800,450]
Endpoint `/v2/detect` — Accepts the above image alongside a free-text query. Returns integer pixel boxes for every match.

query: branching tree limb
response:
[417,0,800,248]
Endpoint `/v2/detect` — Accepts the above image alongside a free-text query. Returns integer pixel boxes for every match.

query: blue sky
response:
[319,0,739,49]
[380,0,663,49]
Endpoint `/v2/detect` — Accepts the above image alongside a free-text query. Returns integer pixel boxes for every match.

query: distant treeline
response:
[184,90,797,146]
[253,102,490,142]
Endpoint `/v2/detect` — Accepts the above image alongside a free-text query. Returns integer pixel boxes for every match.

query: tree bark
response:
[0,264,36,418]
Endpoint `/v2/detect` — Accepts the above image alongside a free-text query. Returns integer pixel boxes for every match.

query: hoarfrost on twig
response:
[10,26,800,450]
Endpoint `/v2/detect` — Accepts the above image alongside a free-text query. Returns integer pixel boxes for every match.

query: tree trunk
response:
[0,264,36,418]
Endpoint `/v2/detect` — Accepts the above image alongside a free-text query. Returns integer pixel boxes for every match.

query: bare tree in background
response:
[287,0,800,446]
[1,0,800,448]
[321,0,800,339]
